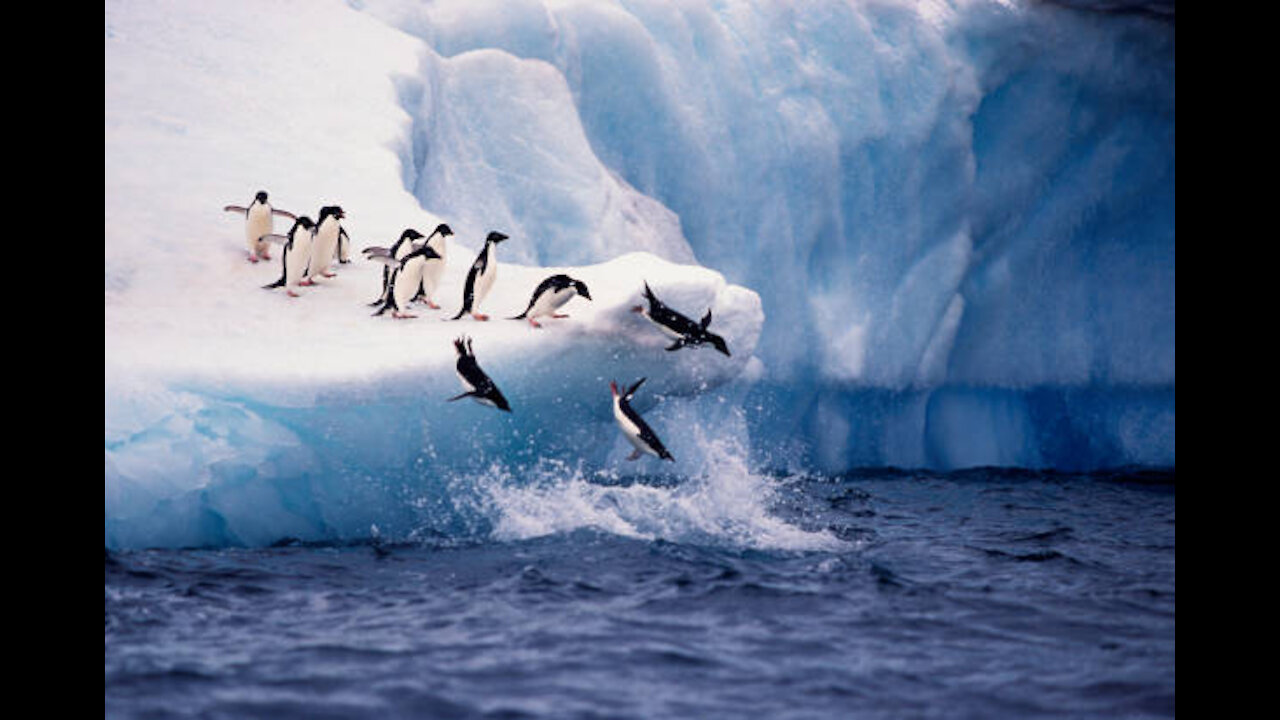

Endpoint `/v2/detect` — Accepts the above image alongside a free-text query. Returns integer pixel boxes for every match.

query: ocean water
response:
[105,468,1174,719]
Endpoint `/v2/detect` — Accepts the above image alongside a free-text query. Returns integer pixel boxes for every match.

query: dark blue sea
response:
[105,468,1174,719]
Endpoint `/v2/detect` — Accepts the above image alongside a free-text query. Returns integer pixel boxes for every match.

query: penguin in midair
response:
[411,223,453,309]
[367,234,445,319]
[301,205,346,285]
[450,231,508,321]
[448,336,511,412]
[509,274,592,328]
[610,377,674,462]
[261,216,316,297]
[223,190,296,263]
[365,227,430,307]
[632,281,731,356]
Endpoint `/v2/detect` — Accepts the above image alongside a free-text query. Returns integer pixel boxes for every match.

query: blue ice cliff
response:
[104,0,1173,549]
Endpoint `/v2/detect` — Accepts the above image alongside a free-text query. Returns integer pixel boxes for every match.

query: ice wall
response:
[359,0,1175,468]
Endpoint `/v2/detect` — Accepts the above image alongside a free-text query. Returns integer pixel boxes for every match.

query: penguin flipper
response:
[701,309,712,328]
[446,391,475,402]
[224,205,248,214]
[271,209,297,220]
[367,254,400,268]
[665,340,686,352]
[625,377,647,400]
[338,227,352,263]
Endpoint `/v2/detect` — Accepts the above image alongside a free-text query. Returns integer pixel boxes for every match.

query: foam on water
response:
[474,430,847,552]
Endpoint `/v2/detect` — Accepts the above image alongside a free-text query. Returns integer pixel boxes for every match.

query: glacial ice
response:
[105,0,1174,549]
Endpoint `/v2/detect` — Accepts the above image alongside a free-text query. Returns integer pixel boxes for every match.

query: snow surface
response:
[106,0,1174,549]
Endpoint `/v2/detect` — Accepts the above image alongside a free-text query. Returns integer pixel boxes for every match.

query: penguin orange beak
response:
[610,381,618,397]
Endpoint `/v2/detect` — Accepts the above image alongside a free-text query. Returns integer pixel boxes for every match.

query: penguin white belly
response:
[246,205,273,254]
[530,287,574,319]
[393,257,426,308]
[474,261,497,309]
[308,221,341,278]
[612,399,651,455]
[421,257,445,300]
[285,233,313,287]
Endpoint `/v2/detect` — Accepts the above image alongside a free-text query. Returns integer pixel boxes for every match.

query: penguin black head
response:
[435,223,454,237]
[292,216,315,234]
[255,191,268,203]
[573,279,592,301]
[401,228,424,241]
[319,205,346,222]
[485,231,508,244]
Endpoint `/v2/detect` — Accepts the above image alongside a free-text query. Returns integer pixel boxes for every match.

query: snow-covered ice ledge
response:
[105,249,764,549]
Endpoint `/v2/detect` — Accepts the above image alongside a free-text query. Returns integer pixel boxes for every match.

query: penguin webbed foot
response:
[626,450,643,461]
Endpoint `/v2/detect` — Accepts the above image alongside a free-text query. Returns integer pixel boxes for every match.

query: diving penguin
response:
[450,231,508,321]
[261,216,316,297]
[301,205,346,285]
[367,236,444,319]
[509,274,592,328]
[448,336,511,412]
[610,377,673,462]
[631,281,731,356]
[223,190,296,263]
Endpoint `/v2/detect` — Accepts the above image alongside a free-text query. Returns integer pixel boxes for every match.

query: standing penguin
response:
[223,190,296,263]
[368,236,443,319]
[261,216,316,297]
[632,281,731,356]
[450,231,508,321]
[365,227,427,307]
[509,274,592,328]
[610,377,673,462]
[411,223,453,309]
[301,205,346,285]
[448,336,511,412]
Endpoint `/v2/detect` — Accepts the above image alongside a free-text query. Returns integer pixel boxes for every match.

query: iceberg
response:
[106,0,1173,549]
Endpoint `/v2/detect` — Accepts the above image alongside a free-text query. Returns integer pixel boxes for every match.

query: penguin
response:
[223,190,296,263]
[261,216,316,297]
[411,223,453,309]
[368,235,445,319]
[448,336,511,412]
[631,281,731,356]
[610,377,673,462]
[509,274,592,328]
[365,227,429,307]
[301,205,346,285]
[450,231,508,321]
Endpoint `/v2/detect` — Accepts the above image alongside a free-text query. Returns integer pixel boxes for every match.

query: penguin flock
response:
[224,189,733,463]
